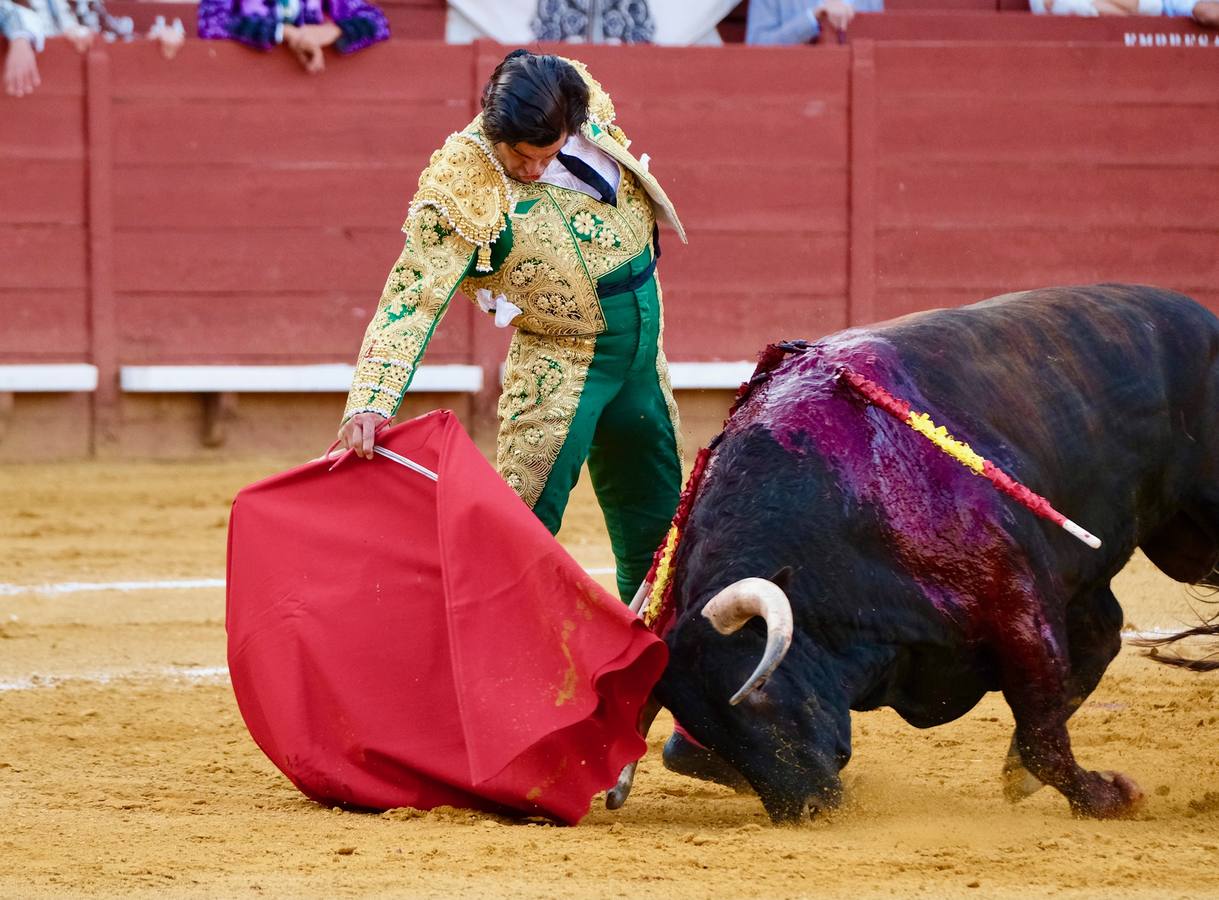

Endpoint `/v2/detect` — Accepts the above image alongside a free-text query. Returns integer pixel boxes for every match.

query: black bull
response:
[651,284,1219,822]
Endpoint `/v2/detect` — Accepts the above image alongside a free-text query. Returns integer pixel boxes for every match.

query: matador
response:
[339,50,687,602]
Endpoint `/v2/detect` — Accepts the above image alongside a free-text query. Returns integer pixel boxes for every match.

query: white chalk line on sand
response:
[0,665,230,693]
[0,567,619,597]
[0,569,623,691]
[0,578,227,597]
[2,578,1199,693]
[0,632,1195,694]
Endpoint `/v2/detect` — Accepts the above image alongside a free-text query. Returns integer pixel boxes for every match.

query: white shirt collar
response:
[536,132,622,200]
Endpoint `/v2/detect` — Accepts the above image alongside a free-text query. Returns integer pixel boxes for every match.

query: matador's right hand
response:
[338,412,389,460]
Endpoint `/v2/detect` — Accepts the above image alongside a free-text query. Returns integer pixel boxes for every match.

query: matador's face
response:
[494,134,567,184]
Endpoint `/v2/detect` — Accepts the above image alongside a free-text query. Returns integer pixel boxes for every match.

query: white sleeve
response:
[1161,0,1199,14]
[1,0,47,48]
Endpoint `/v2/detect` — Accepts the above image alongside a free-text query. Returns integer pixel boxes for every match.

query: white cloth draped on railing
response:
[445,0,738,46]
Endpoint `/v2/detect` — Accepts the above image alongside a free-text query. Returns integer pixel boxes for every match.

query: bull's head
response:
[642,418,859,820]
[656,569,853,822]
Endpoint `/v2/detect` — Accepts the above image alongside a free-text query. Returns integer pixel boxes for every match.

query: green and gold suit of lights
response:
[344,60,687,602]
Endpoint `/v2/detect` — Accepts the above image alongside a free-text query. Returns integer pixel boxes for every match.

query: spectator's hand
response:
[153,19,186,60]
[338,412,389,459]
[283,23,328,74]
[816,0,857,32]
[64,24,95,53]
[4,37,40,98]
[294,41,326,74]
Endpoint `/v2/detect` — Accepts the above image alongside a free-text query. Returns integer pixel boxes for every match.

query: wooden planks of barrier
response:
[0,34,1217,456]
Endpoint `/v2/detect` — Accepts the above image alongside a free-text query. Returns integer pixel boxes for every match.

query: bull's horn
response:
[628,579,653,616]
[701,577,794,706]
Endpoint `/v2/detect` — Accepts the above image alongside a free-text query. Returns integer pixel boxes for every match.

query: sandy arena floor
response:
[1,459,1218,899]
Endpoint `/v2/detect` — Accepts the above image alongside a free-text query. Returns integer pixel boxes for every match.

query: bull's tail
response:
[1134,625,1219,671]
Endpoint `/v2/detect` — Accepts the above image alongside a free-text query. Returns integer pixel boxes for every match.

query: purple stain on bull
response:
[641,284,1219,823]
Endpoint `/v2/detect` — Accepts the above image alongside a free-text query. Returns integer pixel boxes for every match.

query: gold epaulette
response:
[408,131,515,272]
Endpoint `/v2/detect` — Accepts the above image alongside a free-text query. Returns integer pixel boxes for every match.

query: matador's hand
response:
[338,412,389,459]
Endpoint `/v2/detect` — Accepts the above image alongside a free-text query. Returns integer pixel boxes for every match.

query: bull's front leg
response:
[1002,585,1125,804]
[606,695,662,810]
[996,602,1143,819]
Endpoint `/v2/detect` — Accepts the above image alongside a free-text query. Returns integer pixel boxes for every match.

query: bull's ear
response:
[769,565,795,593]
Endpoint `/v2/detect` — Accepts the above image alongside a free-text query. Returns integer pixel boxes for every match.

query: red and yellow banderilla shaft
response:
[839,366,1101,550]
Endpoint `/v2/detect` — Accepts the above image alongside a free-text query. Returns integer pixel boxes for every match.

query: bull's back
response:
[867,284,1219,563]
[879,285,1219,405]
[871,285,1217,461]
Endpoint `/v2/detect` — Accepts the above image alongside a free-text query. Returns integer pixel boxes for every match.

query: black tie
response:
[555,151,617,206]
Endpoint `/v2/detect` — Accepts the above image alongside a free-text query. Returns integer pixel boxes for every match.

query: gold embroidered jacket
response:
[343,60,686,422]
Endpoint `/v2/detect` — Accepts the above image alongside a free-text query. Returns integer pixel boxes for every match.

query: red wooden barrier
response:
[870,42,1219,317]
[850,11,1213,41]
[1,34,1218,456]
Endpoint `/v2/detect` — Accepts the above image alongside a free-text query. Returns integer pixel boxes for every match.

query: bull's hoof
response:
[605,761,637,810]
[1073,770,1145,819]
[662,732,753,793]
[1001,755,1045,803]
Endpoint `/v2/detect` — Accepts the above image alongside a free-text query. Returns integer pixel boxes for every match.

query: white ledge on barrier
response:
[666,362,755,390]
[118,364,484,394]
[0,364,100,392]
[497,360,755,390]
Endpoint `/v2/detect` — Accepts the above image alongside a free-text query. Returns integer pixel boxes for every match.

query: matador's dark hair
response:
[480,49,590,148]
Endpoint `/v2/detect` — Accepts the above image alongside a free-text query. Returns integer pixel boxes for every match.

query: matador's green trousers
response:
[526,248,682,603]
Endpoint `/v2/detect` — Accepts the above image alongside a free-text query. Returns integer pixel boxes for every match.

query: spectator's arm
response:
[1193,1,1219,23]
[197,0,281,50]
[746,0,822,44]
[325,0,389,53]
[1,0,47,49]
[1164,0,1219,22]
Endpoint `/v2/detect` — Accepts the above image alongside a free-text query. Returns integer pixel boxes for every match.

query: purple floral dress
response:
[197,0,389,53]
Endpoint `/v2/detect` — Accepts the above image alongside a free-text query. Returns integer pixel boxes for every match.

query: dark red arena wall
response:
[1,34,1218,456]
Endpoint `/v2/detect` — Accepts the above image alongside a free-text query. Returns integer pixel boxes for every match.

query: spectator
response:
[15,0,183,66]
[20,0,92,51]
[746,0,884,44]
[1030,0,1218,23]
[445,0,738,46]
[198,0,389,75]
[2,0,43,97]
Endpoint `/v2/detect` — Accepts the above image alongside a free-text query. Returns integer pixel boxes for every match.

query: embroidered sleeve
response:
[343,208,476,422]
[197,0,279,48]
[326,0,388,52]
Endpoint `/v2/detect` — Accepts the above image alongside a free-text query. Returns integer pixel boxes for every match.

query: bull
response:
[647,284,1219,822]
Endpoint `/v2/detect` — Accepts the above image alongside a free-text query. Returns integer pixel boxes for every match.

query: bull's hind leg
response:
[995,586,1142,818]
[1002,585,1124,803]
